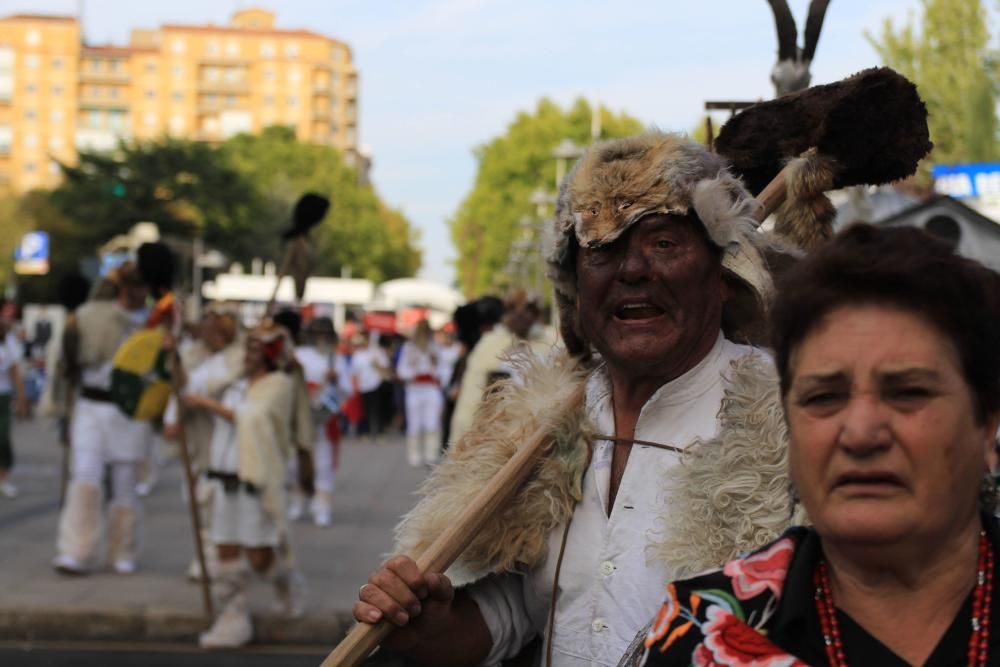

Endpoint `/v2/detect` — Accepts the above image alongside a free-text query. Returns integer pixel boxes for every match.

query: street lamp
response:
[552,138,584,190]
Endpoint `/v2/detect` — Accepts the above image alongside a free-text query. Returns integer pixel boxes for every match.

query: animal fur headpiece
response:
[249,322,295,372]
[545,131,785,355]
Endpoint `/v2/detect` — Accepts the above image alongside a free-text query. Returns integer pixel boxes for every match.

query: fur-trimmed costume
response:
[392,131,821,666]
[53,296,152,575]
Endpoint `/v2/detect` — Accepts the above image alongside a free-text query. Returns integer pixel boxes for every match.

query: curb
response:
[0,607,355,645]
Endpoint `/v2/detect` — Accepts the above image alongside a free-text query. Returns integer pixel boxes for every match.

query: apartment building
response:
[0,7,359,192]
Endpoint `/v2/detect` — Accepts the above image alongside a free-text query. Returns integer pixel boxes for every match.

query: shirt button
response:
[592,618,605,633]
[600,560,615,576]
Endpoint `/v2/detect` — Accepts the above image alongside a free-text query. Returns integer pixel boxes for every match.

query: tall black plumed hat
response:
[283,193,330,240]
[136,242,175,293]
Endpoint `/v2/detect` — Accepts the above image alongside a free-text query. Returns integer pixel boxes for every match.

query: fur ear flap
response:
[773,149,838,251]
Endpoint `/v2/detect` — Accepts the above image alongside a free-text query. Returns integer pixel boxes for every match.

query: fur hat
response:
[545,131,788,357]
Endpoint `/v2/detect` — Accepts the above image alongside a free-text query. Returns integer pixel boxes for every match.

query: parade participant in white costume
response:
[353,132,830,665]
[53,263,152,575]
[164,307,245,579]
[294,316,344,526]
[193,323,305,648]
[396,320,444,467]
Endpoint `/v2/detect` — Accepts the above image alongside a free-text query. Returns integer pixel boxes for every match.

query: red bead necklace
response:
[813,532,993,667]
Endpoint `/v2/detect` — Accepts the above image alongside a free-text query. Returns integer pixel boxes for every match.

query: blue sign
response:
[932,163,1000,199]
[13,231,49,275]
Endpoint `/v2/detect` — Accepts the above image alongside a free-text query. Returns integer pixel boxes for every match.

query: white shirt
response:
[0,332,22,396]
[350,346,388,394]
[208,378,248,473]
[164,348,238,427]
[396,341,441,384]
[467,335,758,666]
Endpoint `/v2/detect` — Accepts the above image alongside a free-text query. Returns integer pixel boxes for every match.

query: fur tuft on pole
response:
[715,67,932,196]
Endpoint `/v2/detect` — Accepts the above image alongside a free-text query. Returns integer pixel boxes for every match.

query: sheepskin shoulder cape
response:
[394,349,796,584]
[74,299,133,369]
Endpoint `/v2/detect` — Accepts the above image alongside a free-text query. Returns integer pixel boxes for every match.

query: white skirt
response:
[209,481,280,547]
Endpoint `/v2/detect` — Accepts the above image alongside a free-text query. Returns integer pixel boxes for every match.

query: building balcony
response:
[79,100,130,111]
[198,79,250,93]
[79,70,131,83]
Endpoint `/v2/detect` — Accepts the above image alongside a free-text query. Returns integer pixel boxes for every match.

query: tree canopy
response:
[866,0,1000,166]
[449,98,643,297]
[5,127,421,301]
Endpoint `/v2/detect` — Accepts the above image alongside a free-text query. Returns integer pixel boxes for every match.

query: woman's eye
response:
[798,392,844,408]
[886,386,933,402]
[654,239,675,249]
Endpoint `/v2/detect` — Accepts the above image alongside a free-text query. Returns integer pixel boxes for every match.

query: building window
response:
[24,134,38,148]
[52,56,63,69]
[264,68,275,81]
[145,62,157,73]
[109,87,121,99]
[172,92,183,103]
[225,95,237,107]
[110,59,123,73]
[48,135,63,149]
[26,30,41,46]
[25,54,39,69]
[25,83,36,94]
[52,85,63,96]
[285,42,299,57]
[264,95,274,106]
[108,112,127,132]
[88,59,100,72]
[172,39,186,54]
[288,67,301,83]
[226,41,239,56]
[169,115,184,133]
[172,65,183,80]
[0,126,11,154]
[51,109,63,123]
[144,112,157,127]
[204,94,218,106]
[25,162,36,173]
[25,109,37,121]
[261,42,275,57]
[86,110,102,128]
[145,89,156,99]
[224,68,242,83]
[287,96,297,108]
[204,66,220,81]
[49,160,61,176]
[206,40,220,56]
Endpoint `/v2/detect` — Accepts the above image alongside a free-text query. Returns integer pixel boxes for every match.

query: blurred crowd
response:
[0,274,554,648]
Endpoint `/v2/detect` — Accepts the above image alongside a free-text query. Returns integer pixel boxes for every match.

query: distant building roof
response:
[1,14,77,23]
[160,23,339,44]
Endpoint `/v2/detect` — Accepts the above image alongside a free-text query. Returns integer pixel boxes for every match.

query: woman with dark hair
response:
[636,223,1000,666]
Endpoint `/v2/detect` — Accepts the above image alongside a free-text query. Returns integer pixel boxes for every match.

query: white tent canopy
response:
[371,278,465,314]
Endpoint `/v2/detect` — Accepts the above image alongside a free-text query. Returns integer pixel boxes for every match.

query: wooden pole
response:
[171,350,213,619]
[321,382,586,667]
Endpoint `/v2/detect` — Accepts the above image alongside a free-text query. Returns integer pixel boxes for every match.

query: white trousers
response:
[71,398,152,509]
[404,383,443,436]
[313,431,336,494]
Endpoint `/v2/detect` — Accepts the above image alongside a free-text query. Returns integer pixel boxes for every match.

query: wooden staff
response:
[170,346,214,618]
[321,382,586,667]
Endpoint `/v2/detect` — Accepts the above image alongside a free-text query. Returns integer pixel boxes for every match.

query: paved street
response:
[0,416,428,658]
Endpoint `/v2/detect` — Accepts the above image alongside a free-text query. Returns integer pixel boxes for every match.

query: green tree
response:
[222,126,421,282]
[866,0,1000,165]
[449,98,643,297]
[0,189,34,292]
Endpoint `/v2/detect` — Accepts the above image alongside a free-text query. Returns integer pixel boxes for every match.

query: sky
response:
[3,0,923,286]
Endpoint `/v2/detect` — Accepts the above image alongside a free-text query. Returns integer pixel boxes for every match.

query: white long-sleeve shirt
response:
[467,335,758,666]
[395,341,441,384]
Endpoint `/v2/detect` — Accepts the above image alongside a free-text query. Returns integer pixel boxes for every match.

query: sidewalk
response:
[0,417,429,648]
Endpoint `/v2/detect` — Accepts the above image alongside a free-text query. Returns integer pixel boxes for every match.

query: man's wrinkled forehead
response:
[581,211,709,249]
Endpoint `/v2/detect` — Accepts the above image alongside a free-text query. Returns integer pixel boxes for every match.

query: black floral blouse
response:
[635,518,1000,666]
